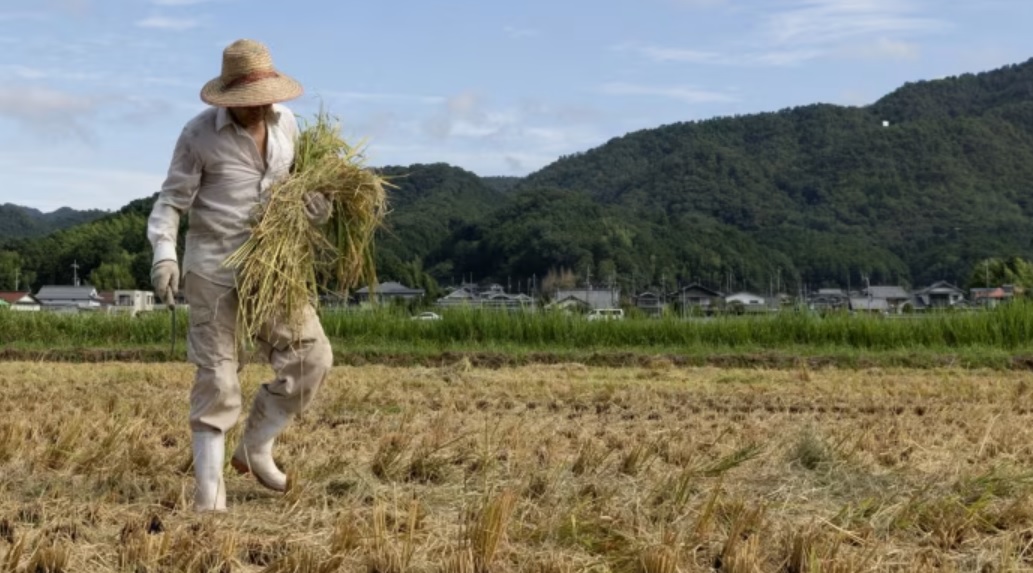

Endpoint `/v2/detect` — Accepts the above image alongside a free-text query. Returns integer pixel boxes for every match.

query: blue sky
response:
[3,0,1032,211]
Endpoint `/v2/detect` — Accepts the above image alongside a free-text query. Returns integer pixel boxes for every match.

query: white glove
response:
[151,259,180,307]
[304,192,331,226]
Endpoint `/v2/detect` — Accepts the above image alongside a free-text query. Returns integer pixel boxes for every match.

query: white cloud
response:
[0,86,97,123]
[667,0,726,6]
[600,82,737,104]
[44,0,91,14]
[0,65,105,82]
[136,16,200,30]
[504,26,539,39]
[765,0,946,47]
[847,37,921,60]
[151,0,216,5]
[0,85,177,142]
[318,90,445,105]
[0,12,47,21]
[619,42,820,67]
[619,0,944,68]
[310,90,610,176]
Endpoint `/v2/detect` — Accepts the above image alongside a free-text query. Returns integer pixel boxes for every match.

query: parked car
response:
[411,311,442,321]
[586,308,624,321]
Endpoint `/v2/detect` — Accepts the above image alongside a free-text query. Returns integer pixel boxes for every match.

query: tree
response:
[89,261,136,291]
[541,267,577,296]
[967,257,1033,292]
[0,251,23,290]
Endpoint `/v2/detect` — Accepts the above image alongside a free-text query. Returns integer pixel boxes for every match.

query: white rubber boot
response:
[231,392,291,492]
[192,430,227,512]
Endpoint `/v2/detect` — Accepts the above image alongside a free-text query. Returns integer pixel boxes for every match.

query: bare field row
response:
[2,362,1033,571]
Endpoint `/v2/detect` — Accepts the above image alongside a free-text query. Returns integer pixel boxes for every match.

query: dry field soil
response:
[2,361,1033,572]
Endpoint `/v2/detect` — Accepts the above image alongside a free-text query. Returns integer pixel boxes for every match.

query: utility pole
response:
[586,267,591,308]
[71,260,80,287]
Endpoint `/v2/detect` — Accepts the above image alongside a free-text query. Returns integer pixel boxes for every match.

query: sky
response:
[2,0,1033,212]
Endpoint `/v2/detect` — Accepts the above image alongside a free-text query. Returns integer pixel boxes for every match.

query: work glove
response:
[151,259,180,307]
[304,192,331,226]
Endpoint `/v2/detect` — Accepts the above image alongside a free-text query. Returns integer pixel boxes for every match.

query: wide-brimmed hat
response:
[200,39,303,107]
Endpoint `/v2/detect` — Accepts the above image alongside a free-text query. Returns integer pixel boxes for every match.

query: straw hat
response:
[200,39,303,107]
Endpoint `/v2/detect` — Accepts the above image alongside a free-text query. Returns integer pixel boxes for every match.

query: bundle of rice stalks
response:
[223,109,391,343]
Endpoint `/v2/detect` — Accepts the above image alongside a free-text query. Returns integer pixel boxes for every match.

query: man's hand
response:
[151,260,180,307]
[304,192,331,226]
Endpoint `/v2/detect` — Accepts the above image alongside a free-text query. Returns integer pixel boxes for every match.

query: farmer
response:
[147,39,334,512]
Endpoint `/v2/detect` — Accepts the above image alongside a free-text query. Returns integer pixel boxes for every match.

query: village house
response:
[725,291,768,313]
[808,288,850,312]
[913,281,966,309]
[435,285,479,308]
[0,291,41,311]
[860,285,912,313]
[436,283,536,312]
[850,296,891,313]
[676,284,724,312]
[633,290,665,317]
[34,285,103,312]
[106,290,157,315]
[354,281,426,305]
[550,287,621,311]
[970,285,1017,308]
[545,294,591,314]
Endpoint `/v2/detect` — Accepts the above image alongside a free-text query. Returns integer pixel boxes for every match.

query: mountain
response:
[7,57,1033,296]
[0,204,108,240]
[0,164,506,293]
[480,176,523,194]
[466,57,1033,292]
[370,163,508,284]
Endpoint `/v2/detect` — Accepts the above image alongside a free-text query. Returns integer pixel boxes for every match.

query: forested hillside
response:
[4,58,1033,296]
[0,164,505,293]
[503,58,1033,291]
[0,204,106,240]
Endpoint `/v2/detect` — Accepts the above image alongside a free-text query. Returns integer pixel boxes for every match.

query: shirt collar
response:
[215,105,282,132]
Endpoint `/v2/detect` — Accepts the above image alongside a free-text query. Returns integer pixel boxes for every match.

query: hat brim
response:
[200,73,303,107]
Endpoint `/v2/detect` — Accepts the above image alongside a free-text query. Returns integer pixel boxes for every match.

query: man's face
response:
[229,105,271,128]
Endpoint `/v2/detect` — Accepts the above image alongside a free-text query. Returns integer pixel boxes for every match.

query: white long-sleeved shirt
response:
[147,104,299,287]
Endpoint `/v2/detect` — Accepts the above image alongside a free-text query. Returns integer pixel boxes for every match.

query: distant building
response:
[862,285,912,313]
[436,285,478,308]
[676,284,724,311]
[0,291,40,312]
[355,281,426,305]
[107,290,156,315]
[35,285,103,312]
[970,286,1014,308]
[725,291,768,313]
[552,287,620,310]
[809,288,850,312]
[850,296,891,313]
[913,281,966,309]
[437,283,536,312]
[634,290,666,317]
[544,295,591,314]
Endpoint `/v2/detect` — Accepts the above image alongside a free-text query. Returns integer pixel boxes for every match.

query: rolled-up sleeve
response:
[147,126,202,265]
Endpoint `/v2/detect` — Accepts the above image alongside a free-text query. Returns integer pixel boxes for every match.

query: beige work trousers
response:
[183,271,334,433]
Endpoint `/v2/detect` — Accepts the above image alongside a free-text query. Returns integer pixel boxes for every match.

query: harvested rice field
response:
[3,361,1033,572]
